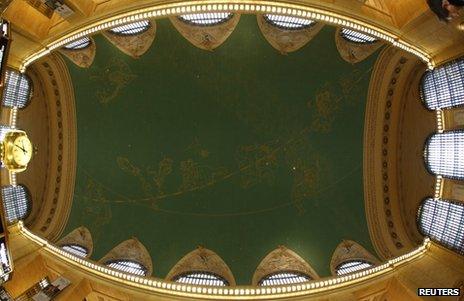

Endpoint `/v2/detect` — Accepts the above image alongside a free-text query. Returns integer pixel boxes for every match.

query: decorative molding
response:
[334,28,383,64]
[256,14,324,54]
[443,107,464,131]
[103,20,156,58]
[330,240,380,276]
[99,238,153,276]
[396,52,437,248]
[18,2,434,71]
[252,246,319,285]
[16,53,76,242]
[58,37,96,68]
[57,226,93,258]
[166,246,236,285]
[364,46,435,260]
[442,178,464,202]
[364,47,408,259]
[17,223,432,299]
[170,13,240,51]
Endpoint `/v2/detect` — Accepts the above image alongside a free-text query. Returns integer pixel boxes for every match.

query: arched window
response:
[173,271,229,286]
[61,244,88,258]
[2,70,31,108]
[335,260,373,275]
[418,198,464,255]
[340,28,377,44]
[0,238,11,275]
[105,259,148,276]
[63,37,91,50]
[1,185,31,223]
[178,13,233,26]
[425,131,464,180]
[420,58,464,110]
[263,14,315,30]
[108,20,151,35]
[258,271,311,286]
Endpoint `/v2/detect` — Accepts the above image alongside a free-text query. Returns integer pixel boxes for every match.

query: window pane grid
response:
[335,260,373,275]
[425,131,464,180]
[109,20,150,35]
[418,198,464,255]
[178,13,233,26]
[263,14,315,30]
[1,185,30,222]
[63,37,91,50]
[420,58,464,110]
[0,125,12,142]
[38,277,50,290]
[62,244,88,258]
[259,272,311,286]
[0,21,8,74]
[340,28,377,44]
[0,44,5,72]
[106,260,147,276]
[2,70,31,108]
[173,272,228,286]
[0,241,11,274]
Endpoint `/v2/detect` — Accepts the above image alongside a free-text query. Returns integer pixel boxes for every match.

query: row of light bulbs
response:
[434,176,444,199]
[436,109,444,133]
[434,108,444,201]
[20,1,434,71]
[9,107,17,129]
[18,221,430,298]
[6,107,18,187]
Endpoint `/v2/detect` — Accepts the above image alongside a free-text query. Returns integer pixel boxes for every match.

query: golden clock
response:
[0,130,33,172]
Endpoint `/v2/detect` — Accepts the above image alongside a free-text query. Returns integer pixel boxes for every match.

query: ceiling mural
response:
[63,16,380,283]
[88,57,137,104]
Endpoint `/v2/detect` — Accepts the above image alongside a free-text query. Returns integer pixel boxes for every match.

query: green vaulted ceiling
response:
[63,15,380,284]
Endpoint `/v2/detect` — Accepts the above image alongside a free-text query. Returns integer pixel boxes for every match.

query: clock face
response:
[12,135,32,166]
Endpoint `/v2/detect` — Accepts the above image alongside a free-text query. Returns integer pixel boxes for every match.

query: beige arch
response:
[256,14,324,54]
[166,246,236,285]
[58,37,96,68]
[252,246,319,285]
[330,240,380,276]
[99,237,153,276]
[103,20,157,58]
[20,53,76,242]
[169,13,240,51]
[334,28,383,64]
[57,226,93,258]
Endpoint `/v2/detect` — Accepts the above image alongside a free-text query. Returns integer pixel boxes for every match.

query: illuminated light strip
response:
[17,222,430,299]
[8,172,17,186]
[9,107,18,128]
[19,1,433,71]
[436,110,444,133]
[434,176,443,199]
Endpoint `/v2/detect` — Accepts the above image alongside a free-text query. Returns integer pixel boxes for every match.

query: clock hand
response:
[21,141,27,154]
[14,144,27,154]
[14,144,25,151]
